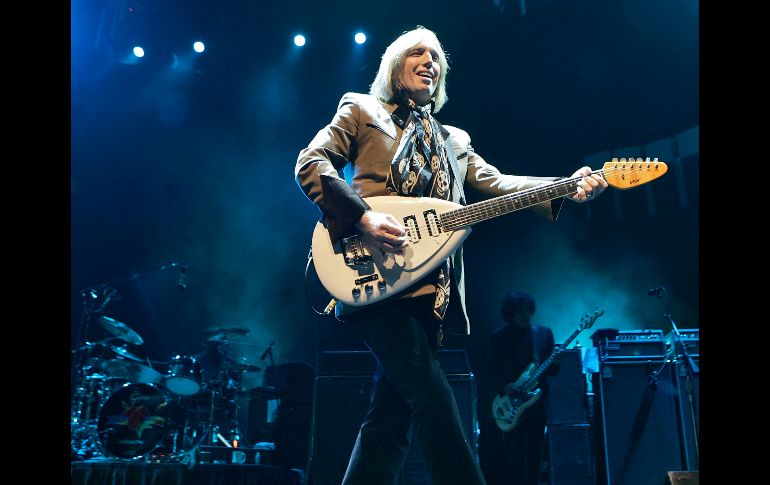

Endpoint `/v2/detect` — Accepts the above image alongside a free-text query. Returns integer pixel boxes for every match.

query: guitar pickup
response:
[341,236,372,266]
[403,215,420,242]
[423,209,441,237]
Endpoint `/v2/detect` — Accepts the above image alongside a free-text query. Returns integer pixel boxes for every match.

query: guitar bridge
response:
[341,236,372,267]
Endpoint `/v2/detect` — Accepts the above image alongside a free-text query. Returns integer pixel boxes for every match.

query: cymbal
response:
[202,326,250,341]
[98,358,163,384]
[98,359,135,379]
[99,316,144,345]
[109,345,143,362]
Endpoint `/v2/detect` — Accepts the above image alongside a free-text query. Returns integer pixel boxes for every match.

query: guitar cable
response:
[304,247,338,317]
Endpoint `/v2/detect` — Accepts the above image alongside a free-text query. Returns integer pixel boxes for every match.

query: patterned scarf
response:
[386,97,452,338]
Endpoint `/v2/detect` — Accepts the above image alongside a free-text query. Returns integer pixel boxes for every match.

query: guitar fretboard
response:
[440,173,592,231]
[439,158,665,231]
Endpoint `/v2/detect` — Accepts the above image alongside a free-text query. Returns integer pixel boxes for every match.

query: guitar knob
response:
[365,284,373,294]
[377,280,386,290]
[352,287,361,297]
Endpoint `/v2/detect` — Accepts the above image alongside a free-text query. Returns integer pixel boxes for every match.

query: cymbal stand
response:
[653,287,699,469]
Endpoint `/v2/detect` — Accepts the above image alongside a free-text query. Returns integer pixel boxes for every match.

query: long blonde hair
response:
[369,26,450,112]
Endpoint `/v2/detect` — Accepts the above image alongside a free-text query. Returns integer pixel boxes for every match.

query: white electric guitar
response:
[312,158,667,308]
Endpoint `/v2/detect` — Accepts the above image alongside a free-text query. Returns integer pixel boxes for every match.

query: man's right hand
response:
[355,210,410,254]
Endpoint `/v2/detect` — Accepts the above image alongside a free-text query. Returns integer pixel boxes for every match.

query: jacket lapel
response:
[434,119,466,205]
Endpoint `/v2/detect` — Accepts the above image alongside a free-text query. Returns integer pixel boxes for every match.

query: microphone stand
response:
[261,341,276,368]
[653,287,699,469]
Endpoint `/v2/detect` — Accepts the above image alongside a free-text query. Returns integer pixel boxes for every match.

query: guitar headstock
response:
[602,158,667,190]
[580,307,604,330]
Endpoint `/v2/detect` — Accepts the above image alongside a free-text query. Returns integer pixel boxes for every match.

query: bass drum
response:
[97,383,171,459]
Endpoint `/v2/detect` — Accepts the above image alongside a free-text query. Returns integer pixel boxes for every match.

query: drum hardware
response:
[72,260,189,462]
[194,359,260,448]
[71,373,117,461]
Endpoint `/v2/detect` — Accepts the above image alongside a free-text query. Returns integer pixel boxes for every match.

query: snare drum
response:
[165,355,201,396]
[97,383,170,459]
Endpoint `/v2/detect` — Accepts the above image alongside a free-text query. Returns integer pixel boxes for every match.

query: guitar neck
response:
[441,158,668,231]
[441,171,597,231]
[522,325,583,389]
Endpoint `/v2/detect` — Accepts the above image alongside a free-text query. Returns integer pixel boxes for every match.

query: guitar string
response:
[440,164,664,230]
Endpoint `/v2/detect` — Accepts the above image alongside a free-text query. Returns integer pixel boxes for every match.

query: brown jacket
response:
[296,92,564,334]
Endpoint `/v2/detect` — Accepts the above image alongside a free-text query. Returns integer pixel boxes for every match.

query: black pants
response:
[339,295,487,485]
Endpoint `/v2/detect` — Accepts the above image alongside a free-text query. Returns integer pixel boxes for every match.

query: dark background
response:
[71,0,698,404]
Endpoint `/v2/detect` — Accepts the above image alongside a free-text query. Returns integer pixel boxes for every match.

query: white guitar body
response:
[311,196,472,307]
[491,363,543,432]
[492,388,543,432]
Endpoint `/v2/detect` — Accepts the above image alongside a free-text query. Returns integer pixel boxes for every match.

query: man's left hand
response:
[566,166,608,203]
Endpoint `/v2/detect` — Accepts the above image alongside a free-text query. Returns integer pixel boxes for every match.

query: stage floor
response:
[70,461,305,485]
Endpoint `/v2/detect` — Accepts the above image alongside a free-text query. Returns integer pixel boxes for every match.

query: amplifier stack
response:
[590,328,699,484]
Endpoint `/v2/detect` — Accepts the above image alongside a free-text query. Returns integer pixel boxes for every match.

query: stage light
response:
[294,34,306,47]
[132,46,145,58]
[193,41,205,53]
[354,32,366,44]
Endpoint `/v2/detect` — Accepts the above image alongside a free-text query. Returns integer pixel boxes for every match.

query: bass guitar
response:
[312,158,666,308]
[491,308,604,432]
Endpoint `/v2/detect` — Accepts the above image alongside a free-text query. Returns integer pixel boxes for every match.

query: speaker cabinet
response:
[307,373,478,485]
[593,361,688,485]
[547,424,594,485]
[545,349,588,425]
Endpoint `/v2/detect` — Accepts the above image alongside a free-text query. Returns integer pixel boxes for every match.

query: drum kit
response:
[71,316,262,462]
